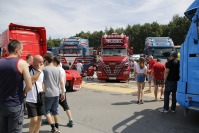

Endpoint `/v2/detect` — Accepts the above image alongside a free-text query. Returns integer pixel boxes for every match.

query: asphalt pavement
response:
[22,75,199,133]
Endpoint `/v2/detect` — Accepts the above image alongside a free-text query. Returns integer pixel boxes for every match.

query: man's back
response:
[0,58,23,106]
[166,59,179,81]
[43,66,61,97]
[153,62,165,80]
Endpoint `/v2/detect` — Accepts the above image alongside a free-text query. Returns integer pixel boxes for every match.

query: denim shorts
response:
[45,96,59,115]
[136,74,145,82]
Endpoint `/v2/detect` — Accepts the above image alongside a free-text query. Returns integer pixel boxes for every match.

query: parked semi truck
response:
[0,23,81,92]
[97,33,133,82]
[177,0,199,116]
[144,37,174,63]
[59,37,94,71]
[0,23,47,59]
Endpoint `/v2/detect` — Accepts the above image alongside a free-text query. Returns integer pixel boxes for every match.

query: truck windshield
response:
[148,48,173,59]
[101,48,127,56]
[62,49,82,55]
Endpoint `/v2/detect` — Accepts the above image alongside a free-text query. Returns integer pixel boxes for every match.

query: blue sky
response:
[0,0,194,39]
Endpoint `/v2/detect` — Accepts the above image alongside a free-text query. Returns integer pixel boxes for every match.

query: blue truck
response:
[144,37,174,63]
[59,37,94,72]
[177,0,199,116]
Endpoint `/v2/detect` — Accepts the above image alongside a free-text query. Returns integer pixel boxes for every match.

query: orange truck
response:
[0,23,47,59]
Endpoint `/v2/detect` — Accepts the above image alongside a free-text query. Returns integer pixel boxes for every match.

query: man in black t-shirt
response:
[159,52,179,113]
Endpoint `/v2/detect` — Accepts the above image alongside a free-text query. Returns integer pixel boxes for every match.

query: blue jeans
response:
[0,105,23,133]
[45,96,59,115]
[164,81,177,111]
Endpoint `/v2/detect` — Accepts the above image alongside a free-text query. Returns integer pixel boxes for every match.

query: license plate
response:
[109,77,116,80]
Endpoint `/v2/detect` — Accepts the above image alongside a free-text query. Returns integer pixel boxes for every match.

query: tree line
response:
[47,15,190,54]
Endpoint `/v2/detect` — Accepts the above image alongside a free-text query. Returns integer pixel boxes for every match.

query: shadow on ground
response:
[112,106,199,133]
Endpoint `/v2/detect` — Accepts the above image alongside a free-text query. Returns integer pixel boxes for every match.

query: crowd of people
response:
[0,40,180,133]
[0,40,74,133]
[130,52,180,114]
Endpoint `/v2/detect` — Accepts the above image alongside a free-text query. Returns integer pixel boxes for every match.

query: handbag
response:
[35,81,45,106]
[30,67,45,106]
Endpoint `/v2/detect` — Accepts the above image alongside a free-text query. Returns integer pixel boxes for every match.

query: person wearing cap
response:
[159,52,179,113]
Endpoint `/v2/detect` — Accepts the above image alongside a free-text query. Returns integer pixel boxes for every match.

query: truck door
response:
[187,14,199,95]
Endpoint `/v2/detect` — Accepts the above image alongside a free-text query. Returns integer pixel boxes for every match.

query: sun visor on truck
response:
[184,0,199,21]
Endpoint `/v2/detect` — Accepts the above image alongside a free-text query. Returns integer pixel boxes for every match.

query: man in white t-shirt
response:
[25,55,45,133]
[76,60,83,74]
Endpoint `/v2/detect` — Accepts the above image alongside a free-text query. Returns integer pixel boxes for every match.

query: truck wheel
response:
[65,81,73,92]
[66,85,73,92]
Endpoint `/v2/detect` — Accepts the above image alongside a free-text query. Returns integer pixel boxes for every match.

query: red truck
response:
[0,23,47,59]
[0,23,81,91]
[97,33,133,82]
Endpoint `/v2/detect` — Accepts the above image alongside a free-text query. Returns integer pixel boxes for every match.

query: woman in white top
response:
[134,57,147,104]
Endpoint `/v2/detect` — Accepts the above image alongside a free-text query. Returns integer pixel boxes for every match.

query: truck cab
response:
[97,33,133,82]
[0,23,47,59]
[177,0,199,115]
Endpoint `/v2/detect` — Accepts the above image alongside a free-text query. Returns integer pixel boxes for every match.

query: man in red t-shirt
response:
[146,56,156,93]
[153,58,165,101]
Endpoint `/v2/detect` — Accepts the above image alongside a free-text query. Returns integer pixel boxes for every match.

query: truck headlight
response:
[123,71,129,75]
[97,71,102,74]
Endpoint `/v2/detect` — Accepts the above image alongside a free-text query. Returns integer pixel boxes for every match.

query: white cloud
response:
[0,0,194,39]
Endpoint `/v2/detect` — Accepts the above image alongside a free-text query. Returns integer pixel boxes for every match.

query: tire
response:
[65,81,73,92]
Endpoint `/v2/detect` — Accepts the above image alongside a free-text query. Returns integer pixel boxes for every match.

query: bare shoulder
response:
[18,59,29,73]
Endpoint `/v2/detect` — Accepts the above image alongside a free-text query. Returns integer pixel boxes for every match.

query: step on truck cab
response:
[97,33,133,82]
[177,0,199,116]
[0,23,47,59]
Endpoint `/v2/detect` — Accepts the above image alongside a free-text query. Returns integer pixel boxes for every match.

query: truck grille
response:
[99,61,126,77]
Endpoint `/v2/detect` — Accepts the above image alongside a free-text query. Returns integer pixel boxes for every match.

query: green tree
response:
[47,37,54,47]
[168,15,191,45]
[49,14,191,54]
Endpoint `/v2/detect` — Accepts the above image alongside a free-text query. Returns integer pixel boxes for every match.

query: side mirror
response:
[192,14,199,44]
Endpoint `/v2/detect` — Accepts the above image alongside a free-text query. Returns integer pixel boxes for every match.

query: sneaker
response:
[55,128,60,133]
[137,101,140,104]
[140,100,144,104]
[159,108,168,113]
[67,120,74,127]
[51,128,60,133]
[42,119,49,124]
[171,110,176,113]
[51,128,56,133]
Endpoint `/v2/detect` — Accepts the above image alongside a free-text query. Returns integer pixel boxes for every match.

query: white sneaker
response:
[51,128,60,133]
[159,108,168,113]
[171,110,176,113]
